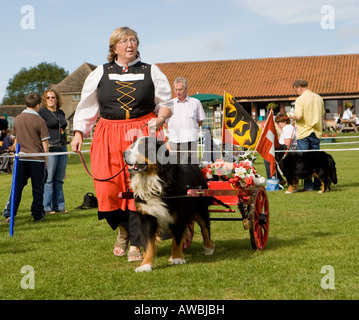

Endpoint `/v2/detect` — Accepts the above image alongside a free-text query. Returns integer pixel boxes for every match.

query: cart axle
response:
[210,217,243,221]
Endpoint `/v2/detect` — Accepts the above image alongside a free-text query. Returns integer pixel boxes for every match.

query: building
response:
[0,62,97,134]
[157,54,359,128]
[0,105,26,129]
[22,53,357,133]
[52,62,97,132]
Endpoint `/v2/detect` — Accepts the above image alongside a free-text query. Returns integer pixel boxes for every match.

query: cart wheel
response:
[248,186,269,250]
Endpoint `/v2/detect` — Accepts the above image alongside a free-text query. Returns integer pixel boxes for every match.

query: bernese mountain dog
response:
[123,136,215,272]
[275,145,338,193]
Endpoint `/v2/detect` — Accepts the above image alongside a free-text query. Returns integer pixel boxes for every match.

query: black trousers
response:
[98,209,142,247]
[3,160,46,221]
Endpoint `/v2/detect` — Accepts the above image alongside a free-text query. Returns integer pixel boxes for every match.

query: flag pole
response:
[9,143,20,237]
[253,108,271,160]
[220,91,226,159]
[254,108,272,152]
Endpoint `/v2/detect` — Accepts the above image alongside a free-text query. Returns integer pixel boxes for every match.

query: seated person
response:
[353,114,359,127]
[2,130,15,152]
[0,131,14,174]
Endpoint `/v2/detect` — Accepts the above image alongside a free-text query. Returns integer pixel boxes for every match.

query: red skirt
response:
[90,113,156,212]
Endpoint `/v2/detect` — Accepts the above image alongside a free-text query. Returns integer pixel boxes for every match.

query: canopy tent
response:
[190,93,223,107]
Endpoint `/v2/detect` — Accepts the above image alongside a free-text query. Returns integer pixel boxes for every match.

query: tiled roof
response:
[157,54,359,99]
[53,62,97,93]
[0,105,26,118]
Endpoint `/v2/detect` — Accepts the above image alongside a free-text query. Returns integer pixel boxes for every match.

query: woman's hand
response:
[71,131,83,152]
[147,117,165,135]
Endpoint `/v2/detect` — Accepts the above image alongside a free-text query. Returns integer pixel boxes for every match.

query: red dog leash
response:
[282,120,296,159]
[77,151,127,182]
[77,121,163,181]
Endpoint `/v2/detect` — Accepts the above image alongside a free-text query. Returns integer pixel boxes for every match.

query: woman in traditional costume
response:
[71,27,173,261]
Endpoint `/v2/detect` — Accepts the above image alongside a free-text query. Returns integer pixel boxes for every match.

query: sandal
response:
[113,226,129,257]
[127,248,143,262]
[113,247,126,257]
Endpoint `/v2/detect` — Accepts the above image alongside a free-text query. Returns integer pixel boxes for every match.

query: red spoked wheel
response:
[248,186,269,250]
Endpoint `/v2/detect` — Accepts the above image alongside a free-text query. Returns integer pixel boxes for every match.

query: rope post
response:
[9,143,20,237]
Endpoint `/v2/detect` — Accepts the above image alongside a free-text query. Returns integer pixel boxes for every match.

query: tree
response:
[2,62,69,105]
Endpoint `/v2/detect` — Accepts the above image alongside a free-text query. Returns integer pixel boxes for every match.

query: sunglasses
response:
[47,96,56,99]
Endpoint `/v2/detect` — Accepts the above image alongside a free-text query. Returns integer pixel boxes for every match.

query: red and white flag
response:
[255,109,280,177]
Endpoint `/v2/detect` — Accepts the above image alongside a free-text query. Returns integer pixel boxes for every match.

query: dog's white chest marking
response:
[131,173,174,229]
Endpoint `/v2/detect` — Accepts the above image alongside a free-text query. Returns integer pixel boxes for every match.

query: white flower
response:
[234,167,247,178]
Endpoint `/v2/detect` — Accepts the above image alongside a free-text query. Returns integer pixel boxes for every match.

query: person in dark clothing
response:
[39,89,68,214]
[2,93,49,222]
[0,113,8,141]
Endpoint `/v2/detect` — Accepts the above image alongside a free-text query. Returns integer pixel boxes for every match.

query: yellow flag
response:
[222,92,261,150]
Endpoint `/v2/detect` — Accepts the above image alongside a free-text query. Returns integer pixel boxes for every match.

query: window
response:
[324,100,338,119]
[73,94,81,101]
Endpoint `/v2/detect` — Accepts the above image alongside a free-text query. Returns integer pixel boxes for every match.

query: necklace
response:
[48,108,60,124]
[49,109,58,119]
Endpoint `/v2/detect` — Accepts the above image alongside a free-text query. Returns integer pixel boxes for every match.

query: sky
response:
[1,0,359,103]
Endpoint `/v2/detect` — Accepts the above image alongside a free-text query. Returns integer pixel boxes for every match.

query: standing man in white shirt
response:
[167,77,206,164]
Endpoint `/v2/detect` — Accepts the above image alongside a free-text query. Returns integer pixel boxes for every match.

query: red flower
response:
[245,176,254,188]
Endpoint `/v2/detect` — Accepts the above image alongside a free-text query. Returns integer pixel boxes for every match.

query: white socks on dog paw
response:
[135,264,152,272]
[169,257,186,265]
[204,245,215,255]
[135,248,215,272]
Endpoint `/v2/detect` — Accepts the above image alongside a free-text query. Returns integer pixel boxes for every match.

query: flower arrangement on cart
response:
[201,152,265,189]
[197,152,268,250]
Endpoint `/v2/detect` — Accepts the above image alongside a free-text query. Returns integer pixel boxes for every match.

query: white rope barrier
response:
[1,137,359,159]
[321,136,359,139]
[0,149,90,158]
[2,147,359,159]
[275,148,359,152]
[321,141,359,145]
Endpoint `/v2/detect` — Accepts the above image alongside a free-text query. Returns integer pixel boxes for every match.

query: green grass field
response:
[0,135,358,300]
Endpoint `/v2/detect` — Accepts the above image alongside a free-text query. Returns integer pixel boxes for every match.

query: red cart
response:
[119,180,269,250]
[187,181,269,250]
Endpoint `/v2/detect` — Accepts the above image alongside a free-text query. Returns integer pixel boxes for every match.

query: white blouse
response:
[279,124,297,146]
[73,59,173,136]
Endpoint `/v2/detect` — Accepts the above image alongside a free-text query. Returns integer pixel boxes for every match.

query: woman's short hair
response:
[107,26,140,63]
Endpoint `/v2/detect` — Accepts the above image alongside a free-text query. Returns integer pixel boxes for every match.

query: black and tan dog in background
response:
[123,136,215,272]
[275,145,338,193]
